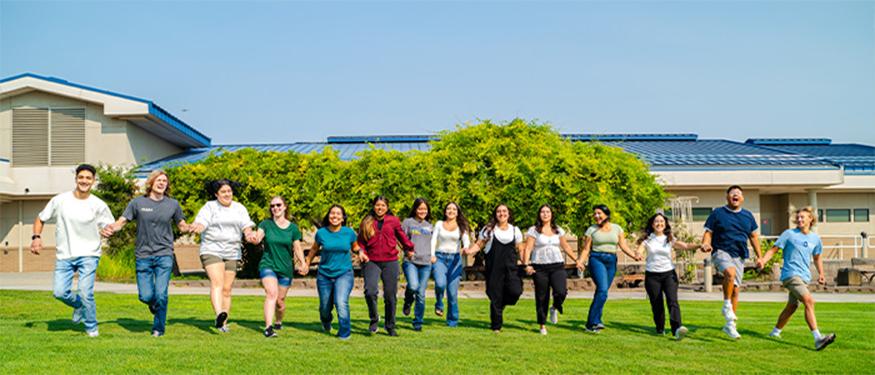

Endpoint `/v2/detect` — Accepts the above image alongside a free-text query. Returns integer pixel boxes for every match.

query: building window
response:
[818,209,824,223]
[12,107,85,167]
[692,207,712,222]
[825,209,851,223]
[854,209,870,223]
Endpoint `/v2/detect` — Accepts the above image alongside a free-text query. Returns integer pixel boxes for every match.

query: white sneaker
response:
[769,331,781,339]
[86,330,99,337]
[675,326,688,341]
[722,323,741,340]
[549,307,559,324]
[540,327,548,335]
[72,306,84,325]
[722,305,737,322]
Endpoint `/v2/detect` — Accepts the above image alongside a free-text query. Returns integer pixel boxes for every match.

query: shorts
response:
[712,250,744,286]
[200,254,239,272]
[259,268,292,287]
[782,276,811,305]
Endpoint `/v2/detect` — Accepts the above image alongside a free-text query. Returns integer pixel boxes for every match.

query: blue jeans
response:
[432,252,462,326]
[53,256,100,332]
[136,255,174,334]
[317,270,354,338]
[402,260,432,328]
[586,252,617,328]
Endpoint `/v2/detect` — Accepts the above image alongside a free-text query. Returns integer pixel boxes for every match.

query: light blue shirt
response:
[774,228,822,283]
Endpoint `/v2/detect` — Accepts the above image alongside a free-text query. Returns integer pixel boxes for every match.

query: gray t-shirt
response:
[401,218,434,265]
[122,196,185,258]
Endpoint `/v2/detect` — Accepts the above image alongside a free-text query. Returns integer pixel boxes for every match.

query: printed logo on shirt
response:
[140,207,154,212]
[802,241,809,248]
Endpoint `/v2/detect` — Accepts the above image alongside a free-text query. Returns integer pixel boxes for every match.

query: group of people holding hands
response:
[29,165,835,351]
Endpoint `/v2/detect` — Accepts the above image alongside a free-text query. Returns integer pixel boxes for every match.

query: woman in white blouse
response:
[430,202,472,327]
[522,204,578,335]
[189,179,256,333]
[635,212,698,340]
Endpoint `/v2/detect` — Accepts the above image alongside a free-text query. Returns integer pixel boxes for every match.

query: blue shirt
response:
[315,226,357,278]
[704,206,758,259]
[775,228,822,283]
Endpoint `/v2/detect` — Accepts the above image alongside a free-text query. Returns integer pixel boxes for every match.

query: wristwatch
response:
[31,234,41,240]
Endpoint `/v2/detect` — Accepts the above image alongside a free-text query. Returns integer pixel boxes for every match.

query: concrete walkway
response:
[2,272,874,302]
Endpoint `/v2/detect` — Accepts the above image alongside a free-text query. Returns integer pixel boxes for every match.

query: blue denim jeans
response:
[402,260,432,328]
[53,256,100,332]
[136,255,174,334]
[432,252,462,326]
[586,252,617,328]
[317,269,354,338]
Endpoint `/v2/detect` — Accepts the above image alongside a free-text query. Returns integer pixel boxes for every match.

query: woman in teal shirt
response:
[304,204,359,340]
[251,196,305,338]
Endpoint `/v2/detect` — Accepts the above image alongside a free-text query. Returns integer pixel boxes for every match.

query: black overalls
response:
[484,229,523,331]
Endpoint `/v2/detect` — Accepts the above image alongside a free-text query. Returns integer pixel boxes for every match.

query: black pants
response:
[485,265,523,331]
[533,263,567,325]
[363,261,399,330]
[644,270,682,334]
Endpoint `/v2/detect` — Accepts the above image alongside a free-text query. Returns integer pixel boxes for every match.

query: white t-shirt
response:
[526,226,566,265]
[431,220,472,256]
[643,234,675,273]
[479,224,523,254]
[194,200,255,260]
[38,191,114,260]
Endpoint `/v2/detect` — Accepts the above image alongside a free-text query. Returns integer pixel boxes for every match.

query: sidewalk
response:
[2,272,874,302]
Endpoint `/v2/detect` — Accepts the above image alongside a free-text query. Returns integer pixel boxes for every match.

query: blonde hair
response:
[144,170,170,196]
[796,206,817,227]
[268,196,291,220]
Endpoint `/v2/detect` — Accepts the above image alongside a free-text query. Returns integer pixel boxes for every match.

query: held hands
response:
[100,225,115,238]
[296,262,309,276]
[818,274,826,285]
[755,258,767,270]
[359,251,369,263]
[244,232,258,244]
[525,265,535,275]
[431,256,437,264]
[575,259,587,272]
[189,224,205,235]
[700,243,713,253]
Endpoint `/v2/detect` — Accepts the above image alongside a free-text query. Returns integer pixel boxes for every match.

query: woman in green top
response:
[575,204,641,333]
[251,196,305,338]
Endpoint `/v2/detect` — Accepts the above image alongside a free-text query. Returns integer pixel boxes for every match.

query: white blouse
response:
[643,234,675,273]
[479,225,523,254]
[431,220,472,256]
[526,226,566,265]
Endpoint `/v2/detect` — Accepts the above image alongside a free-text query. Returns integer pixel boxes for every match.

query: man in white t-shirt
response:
[30,164,115,337]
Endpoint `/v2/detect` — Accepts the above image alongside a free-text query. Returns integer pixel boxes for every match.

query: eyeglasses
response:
[270,204,284,208]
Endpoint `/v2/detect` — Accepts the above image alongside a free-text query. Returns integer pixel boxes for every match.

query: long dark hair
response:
[321,204,348,228]
[593,204,611,227]
[444,202,471,237]
[638,212,674,245]
[407,198,432,222]
[483,203,514,237]
[359,196,393,241]
[535,204,560,234]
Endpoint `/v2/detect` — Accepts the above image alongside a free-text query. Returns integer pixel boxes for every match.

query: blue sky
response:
[2,1,873,145]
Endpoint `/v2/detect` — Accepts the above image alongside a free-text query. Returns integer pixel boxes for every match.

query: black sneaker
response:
[369,321,379,334]
[435,308,444,317]
[815,333,836,351]
[412,325,422,332]
[215,312,228,329]
[322,322,332,334]
[387,328,398,337]
[273,323,282,331]
[402,302,412,316]
[263,326,277,338]
[148,303,157,315]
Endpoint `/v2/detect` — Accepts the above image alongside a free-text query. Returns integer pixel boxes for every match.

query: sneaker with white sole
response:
[675,326,688,341]
[722,323,741,340]
[768,331,782,339]
[263,326,278,338]
[72,306,84,325]
[815,333,836,351]
[722,305,737,322]
[540,327,548,335]
[549,307,559,324]
[218,326,230,333]
[86,330,99,337]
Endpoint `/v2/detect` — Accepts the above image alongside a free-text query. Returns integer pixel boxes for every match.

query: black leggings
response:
[644,270,682,334]
[533,263,567,325]
[363,261,399,330]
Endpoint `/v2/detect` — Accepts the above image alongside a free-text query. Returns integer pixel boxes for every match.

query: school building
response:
[2,73,873,272]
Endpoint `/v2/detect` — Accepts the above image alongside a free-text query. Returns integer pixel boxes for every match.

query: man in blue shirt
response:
[701,185,762,340]
[758,207,836,351]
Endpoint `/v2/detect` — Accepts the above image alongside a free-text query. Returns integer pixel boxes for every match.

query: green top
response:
[584,223,624,254]
[258,219,302,279]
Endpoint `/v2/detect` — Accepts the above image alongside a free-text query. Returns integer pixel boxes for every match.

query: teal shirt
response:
[315,226,357,278]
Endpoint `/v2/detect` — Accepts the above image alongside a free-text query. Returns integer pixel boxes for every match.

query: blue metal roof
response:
[1,73,211,147]
[136,134,875,176]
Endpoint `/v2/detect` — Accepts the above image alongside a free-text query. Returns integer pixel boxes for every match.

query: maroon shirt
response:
[357,215,414,262]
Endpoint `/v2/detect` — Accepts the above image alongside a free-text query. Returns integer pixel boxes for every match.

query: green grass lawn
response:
[1,290,873,374]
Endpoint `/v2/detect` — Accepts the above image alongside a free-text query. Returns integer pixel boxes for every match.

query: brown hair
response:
[796,206,817,227]
[144,170,170,196]
[359,196,392,242]
[268,196,291,220]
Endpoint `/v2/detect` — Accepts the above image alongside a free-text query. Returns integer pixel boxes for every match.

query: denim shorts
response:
[260,268,292,287]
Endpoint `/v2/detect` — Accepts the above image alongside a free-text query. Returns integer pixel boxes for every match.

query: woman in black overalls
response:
[466,204,525,332]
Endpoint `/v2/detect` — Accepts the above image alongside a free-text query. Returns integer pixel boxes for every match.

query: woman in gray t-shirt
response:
[400,198,434,331]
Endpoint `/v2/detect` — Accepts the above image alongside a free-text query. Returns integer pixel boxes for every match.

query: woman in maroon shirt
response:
[358,196,415,337]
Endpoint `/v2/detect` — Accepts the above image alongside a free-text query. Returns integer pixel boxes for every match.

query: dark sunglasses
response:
[270,203,284,208]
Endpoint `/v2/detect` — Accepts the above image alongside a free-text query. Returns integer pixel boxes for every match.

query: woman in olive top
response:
[575,204,642,333]
[251,196,305,338]
[400,198,434,331]
[358,196,415,337]
[522,204,578,335]
[465,204,525,333]
[304,204,359,340]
